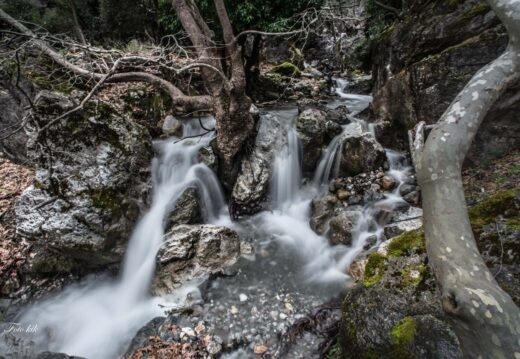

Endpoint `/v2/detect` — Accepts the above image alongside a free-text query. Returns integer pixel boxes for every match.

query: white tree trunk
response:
[413,1,520,357]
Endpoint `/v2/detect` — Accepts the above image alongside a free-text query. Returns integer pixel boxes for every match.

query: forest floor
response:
[0,158,33,296]
[463,150,520,205]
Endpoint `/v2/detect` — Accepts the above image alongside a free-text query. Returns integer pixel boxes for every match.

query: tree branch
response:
[415,0,520,355]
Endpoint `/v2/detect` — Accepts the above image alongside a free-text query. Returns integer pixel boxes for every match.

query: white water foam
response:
[14,117,229,359]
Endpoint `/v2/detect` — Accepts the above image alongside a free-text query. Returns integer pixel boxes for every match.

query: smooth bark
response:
[413,0,520,357]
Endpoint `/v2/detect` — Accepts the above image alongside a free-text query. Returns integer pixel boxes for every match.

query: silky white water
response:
[258,83,412,287]
[4,81,415,358]
[15,116,229,359]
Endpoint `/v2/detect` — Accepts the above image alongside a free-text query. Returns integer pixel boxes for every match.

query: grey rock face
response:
[372,0,519,161]
[231,114,286,216]
[161,115,182,137]
[152,224,240,295]
[0,84,34,164]
[327,211,361,245]
[15,91,152,271]
[295,108,342,176]
[309,195,340,235]
[166,187,202,230]
[338,132,385,177]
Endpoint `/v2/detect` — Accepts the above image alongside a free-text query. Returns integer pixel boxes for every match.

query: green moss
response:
[326,341,342,359]
[269,62,301,77]
[31,257,75,274]
[390,317,416,346]
[387,230,425,257]
[506,218,520,231]
[33,180,44,190]
[463,3,491,19]
[363,252,387,287]
[468,188,520,230]
[89,188,122,214]
[401,264,426,287]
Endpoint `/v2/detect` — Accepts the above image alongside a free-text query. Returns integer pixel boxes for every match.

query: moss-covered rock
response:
[387,229,425,257]
[269,62,301,77]
[15,90,153,272]
[390,317,416,346]
[363,252,387,287]
[468,188,519,230]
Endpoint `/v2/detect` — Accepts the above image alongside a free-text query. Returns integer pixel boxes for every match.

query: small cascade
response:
[14,117,229,359]
[270,126,302,210]
[335,149,412,270]
[329,77,373,112]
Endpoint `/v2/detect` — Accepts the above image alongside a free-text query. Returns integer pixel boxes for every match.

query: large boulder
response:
[152,224,240,295]
[327,211,361,246]
[15,91,152,272]
[371,0,519,161]
[295,108,342,176]
[231,114,286,217]
[0,80,36,164]
[337,130,385,177]
[341,231,463,358]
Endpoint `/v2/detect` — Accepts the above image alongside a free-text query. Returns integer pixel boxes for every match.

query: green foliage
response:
[0,0,99,41]
[363,252,387,287]
[390,317,416,346]
[387,229,425,257]
[156,0,325,37]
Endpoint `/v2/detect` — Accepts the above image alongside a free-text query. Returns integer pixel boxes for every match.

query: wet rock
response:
[382,175,396,190]
[35,352,86,359]
[152,224,240,295]
[403,190,421,206]
[325,105,350,125]
[384,207,423,240]
[124,317,166,356]
[338,132,385,177]
[166,187,202,229]
[309,195,340,235]
[197,144,218,171]
[327,211,361,245]
[295,108,342,176]
[231,114,285,216]
[15,91,152,272]
[399,183,417,196]
[161,115,183,137]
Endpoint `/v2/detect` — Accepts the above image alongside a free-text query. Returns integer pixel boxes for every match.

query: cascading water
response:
[9,117,228,359]
[3,78,419,358]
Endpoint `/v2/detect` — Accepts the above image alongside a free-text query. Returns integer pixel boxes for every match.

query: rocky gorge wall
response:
[371,0,520,164]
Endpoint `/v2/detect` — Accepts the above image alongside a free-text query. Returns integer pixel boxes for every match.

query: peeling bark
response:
[413,0,520,357]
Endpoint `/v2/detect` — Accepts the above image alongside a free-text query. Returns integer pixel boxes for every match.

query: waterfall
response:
[15,116,228,359]
[270,127,302,210]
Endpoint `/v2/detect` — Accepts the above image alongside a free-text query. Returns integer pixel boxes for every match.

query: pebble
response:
[207,341,222,355]
[254,345,268,354]
[239,293,248,302]
[230,305,239,314]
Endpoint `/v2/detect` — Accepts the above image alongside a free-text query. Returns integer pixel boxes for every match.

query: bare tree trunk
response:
[68,0,86,45]
[411,0,520,356]
[171,0,256,188]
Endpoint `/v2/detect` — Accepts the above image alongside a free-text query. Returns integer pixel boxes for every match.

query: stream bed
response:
[0,82,420,359]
